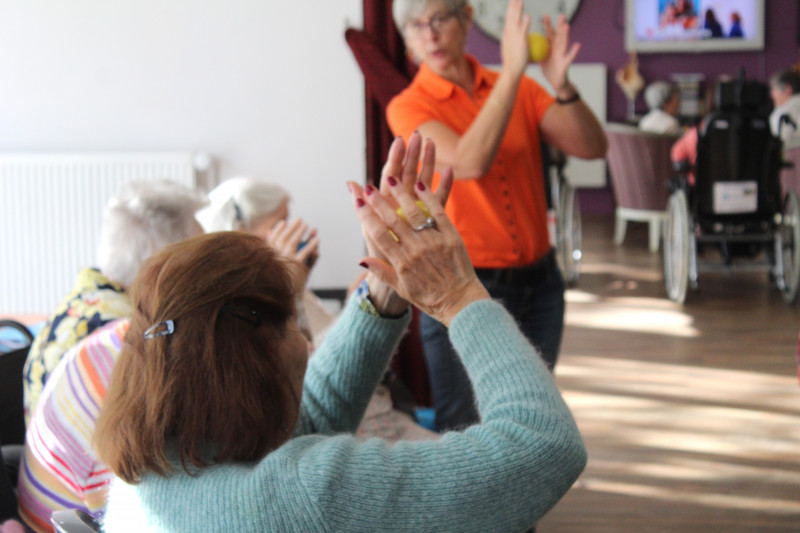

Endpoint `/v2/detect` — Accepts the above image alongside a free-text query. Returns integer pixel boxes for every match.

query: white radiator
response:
[0,152,204,314]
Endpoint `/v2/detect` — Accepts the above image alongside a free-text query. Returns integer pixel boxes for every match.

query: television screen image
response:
[626,0,764,53]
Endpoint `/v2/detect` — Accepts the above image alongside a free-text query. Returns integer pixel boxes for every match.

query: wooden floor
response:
[539,215,800,533]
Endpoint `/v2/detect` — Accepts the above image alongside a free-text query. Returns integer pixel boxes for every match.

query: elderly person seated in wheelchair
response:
[13,181,206,533]
[663,74,800,304]
[93,139,587,533]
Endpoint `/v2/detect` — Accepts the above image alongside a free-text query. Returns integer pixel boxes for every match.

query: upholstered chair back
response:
[605,123,680,252]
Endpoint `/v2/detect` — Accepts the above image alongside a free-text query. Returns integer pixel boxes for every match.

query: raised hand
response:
[368,132,453,262]
[349,152,486,326]
[267,218,319,296]
[540,14,581,94]
[500,0,531,80]
[379,132,440,206]
[349,136,455,317]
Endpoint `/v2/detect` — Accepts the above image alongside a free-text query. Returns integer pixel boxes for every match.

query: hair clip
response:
[232,201,243,223]
[143,320,175,339]
[222,305,262,327]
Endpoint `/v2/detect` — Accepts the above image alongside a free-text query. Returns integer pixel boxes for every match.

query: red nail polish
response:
[387,176,398,187]
[356,198,365,208]
[365,185,375,196]
[415,181,426,191]
[358,261,369,269]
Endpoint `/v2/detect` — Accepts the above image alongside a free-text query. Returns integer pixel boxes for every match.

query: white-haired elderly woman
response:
[195,177,326,344]
[21,179,207,425]
[195,177,293,235]
[386,0,607,432]
[639,80,682,135]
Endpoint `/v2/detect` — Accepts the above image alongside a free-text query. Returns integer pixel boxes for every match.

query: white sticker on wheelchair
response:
[713,181,758,214]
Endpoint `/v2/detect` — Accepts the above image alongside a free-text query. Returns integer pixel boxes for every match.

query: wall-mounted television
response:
[626,0,765,53]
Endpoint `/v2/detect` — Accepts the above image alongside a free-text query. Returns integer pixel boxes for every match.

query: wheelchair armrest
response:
[667,160,692,192]
[51,509,103,533]
[779,113,798,138]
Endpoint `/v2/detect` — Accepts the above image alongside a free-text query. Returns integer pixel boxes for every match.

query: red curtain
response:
[345,1,430,408]
[346,0,417,187]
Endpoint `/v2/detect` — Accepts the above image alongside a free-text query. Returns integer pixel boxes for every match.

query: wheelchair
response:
[663,76,800,304]
[542,143,582,285]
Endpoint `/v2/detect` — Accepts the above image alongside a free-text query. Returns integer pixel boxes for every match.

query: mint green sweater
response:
[102,298,586,532]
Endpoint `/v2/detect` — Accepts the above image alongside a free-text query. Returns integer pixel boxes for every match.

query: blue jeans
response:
[420,257,566,432]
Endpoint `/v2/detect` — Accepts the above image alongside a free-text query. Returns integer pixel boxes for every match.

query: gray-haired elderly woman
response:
[386,0,607,432]
[639,80,682,135]
[22,179,207,424]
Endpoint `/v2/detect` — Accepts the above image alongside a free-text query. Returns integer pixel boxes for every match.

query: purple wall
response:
[466,0,799,123]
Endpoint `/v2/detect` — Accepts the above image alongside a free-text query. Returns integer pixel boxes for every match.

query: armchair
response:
[605,123,680,252]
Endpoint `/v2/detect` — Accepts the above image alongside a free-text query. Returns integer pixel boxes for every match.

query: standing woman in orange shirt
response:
[387,0,606,431]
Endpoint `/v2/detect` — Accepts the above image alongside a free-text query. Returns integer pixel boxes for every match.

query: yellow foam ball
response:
[528,33,550,63]
[396,200,431,222]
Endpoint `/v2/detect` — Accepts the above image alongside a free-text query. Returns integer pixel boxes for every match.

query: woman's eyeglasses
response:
[404,11,458,38]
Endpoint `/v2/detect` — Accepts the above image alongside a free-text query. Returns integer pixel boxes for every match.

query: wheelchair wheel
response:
[557,181,582,284]
[664,190,691,303]
[779,190,800,303]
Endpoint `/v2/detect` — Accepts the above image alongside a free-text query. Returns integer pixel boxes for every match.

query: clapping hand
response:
[500,0,531,80]
[349,140,488,326]
[379,132,449,208]
[267,218,319,296]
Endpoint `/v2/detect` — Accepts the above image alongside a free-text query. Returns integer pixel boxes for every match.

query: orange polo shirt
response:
[387,55,555,269]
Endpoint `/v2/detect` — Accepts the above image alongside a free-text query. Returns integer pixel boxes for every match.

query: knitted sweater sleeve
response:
[297,299,587,533]
[293,295,411,436]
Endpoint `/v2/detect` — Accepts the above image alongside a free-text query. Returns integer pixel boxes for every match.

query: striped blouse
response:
[18,319,129,533]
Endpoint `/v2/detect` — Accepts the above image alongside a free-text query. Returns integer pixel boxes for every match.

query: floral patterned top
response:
[22,267,132,425]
